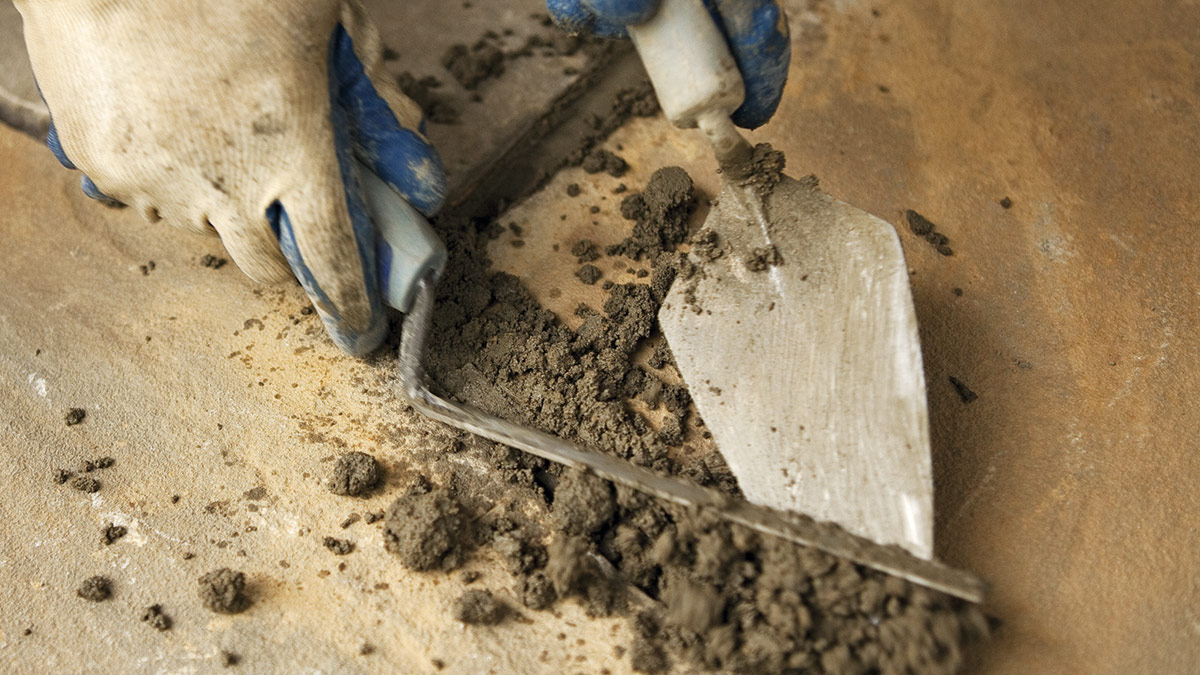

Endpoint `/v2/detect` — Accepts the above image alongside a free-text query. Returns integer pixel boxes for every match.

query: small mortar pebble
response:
[453,589,506,625]
[102,524,127,546]
[77,576,111,602]
[71,476,100,493]
[198,568,250,614]
[328,452,380,497]
[323,537,355,555]
[141,605,172,631]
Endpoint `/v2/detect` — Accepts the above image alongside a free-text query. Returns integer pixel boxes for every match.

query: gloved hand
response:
[16,0,446,356]
[547,0,790,129]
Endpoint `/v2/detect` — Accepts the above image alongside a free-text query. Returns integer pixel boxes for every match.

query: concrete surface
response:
[3,0,1200,673]
[0,2,47,138]
[0,123,635,673]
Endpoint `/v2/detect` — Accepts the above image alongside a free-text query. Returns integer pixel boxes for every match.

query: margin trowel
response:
[361,0,983,601]
[631,1,937,560]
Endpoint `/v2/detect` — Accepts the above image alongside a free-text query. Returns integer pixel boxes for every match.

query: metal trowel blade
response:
[659,176,935,559]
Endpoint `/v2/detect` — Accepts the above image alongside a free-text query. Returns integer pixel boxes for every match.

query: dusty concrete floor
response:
[2,0,1199,673]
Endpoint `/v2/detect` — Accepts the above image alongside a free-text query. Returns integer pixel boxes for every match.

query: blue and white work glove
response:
[547,0,790,129]
[15,0,446,356]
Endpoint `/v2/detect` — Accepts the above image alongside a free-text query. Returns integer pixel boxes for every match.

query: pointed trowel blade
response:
[660,176,934,559]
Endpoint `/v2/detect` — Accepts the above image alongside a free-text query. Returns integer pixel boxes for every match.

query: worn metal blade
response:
[660,176,935,559]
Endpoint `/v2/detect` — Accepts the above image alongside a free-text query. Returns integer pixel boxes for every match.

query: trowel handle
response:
[357,162,447,313]
[627,0,746,129]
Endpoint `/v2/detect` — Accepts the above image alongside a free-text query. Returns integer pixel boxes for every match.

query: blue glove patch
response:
[46,122,76,170]
[583,0,660,25]
[268,25,447,356]
[547,0,790,129]
[547,0,631,38]
[331,30,447,217]
[268,198,387,357]
[712,0,790,129]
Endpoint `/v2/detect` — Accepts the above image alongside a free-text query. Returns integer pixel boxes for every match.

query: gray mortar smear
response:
[370,141,989,672]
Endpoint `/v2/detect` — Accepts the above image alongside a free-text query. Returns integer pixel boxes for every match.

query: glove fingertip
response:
[268,202,387,357]
[80,174,125,207]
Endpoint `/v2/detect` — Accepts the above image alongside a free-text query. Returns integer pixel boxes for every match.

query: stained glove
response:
[547,0,790,129]
[16,0,446,356]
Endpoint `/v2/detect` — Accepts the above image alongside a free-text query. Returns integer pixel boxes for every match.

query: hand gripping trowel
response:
[364,0,985,602]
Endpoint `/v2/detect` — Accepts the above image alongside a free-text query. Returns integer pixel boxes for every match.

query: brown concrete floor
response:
[759,2,1200,671]
[2,0,1199,673]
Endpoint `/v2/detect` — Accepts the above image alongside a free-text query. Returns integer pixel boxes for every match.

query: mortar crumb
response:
[950,376,979,403]
[200,254,228,269]
[141,604,172,631]
[323,537,355,555]
[454,589,507,625]
[102,524,127,545]
[576,265,602,285]
[72,476,100,493]
[328,452,380,497]
[198,568,250,614]
[582,149,629,178]
[77,576,111,601]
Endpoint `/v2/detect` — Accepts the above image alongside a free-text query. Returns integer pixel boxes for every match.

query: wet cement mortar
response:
[371,147,989,672]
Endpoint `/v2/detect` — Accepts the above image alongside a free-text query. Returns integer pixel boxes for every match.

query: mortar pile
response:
[378,163,990,673]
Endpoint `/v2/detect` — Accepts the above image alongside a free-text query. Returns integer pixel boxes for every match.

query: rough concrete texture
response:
[0,125,633,672]
[2,0,1200,673]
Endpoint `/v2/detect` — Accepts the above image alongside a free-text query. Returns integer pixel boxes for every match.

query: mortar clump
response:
[442,40,505,90]
[454,589,507,625]
[323,537,355,555]
[746,244,782,271]
[198,568,250,614]
[71,475,100,493]
[384,484,470,571]
[77,575,112,602]
[609,167,697,261]
[141,604,172,631]
[633,510,989,673]
[102,524,127,545]
[328,451,380,497]
[575,264,602,285]
[739,143,786,195]
[520,572,557,610]
[552,470,616,536]
[582,149,629,178]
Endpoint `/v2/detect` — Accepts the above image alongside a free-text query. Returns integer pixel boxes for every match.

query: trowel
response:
[360,1,983,601]
[633,1,937,560]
